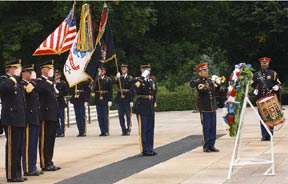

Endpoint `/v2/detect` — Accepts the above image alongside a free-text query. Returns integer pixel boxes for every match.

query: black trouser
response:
[4,125,24,180]
[39,120,57,169]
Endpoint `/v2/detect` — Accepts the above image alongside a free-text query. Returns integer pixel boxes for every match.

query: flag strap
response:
[114,56,124,97]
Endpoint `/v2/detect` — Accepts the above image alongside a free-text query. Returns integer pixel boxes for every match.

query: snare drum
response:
[256,94,285,127]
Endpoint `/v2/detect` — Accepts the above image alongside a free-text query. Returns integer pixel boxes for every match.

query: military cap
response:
[39,59,54,69]
[140,64,151,70]
[258,57,271,65]
[100,65,107,71]
[4,59,21,68]
[22,64,35,72]
[121,64,128,68]
[55,70,62,75]
[195,62,208,72]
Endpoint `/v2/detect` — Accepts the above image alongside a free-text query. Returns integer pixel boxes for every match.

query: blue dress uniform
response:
[115,64,134,136]
[191,62,219,153]
[134,64,157,156]
[70,80,91,136]
[36,60,60,171]
[54,71,69,137]
[251,57,281,141]
[20,64,43,176]
[94,68,113,136]
[0,59,27,182]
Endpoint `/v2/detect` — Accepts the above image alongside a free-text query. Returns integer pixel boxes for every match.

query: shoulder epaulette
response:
[37,78,42,81]
[0,75,7,79]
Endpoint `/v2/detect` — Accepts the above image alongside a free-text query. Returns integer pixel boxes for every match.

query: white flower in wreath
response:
[227,96,235,102]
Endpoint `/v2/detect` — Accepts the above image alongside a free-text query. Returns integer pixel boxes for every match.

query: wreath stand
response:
[227,82,275,179]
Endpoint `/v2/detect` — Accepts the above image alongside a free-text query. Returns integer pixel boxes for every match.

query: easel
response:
[227,82,275,179]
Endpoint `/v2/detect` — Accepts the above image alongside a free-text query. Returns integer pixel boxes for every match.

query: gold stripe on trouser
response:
[7,126,12,179]
[108,107,110,133]
[200,112,205,146]
[25,124,29,173]
[128,107,133,131]
[40,120,45,168]
[137,114,143,153]
[64,112,66,134]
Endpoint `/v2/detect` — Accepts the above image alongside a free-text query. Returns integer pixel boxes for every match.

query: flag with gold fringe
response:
[63,3,95,87]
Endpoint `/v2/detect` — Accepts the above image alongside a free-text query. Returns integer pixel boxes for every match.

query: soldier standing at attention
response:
[37,60,61,171]
[251,57,281,141]
[54,70,68,137]
[134,64,157,156]
[114,64,134,136]
[70,79,91,137]
[0,59,27,182]
[190,62,220,153]
[20,64,43,176]
[94,66,113,136]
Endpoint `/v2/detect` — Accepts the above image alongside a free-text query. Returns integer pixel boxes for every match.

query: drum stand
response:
[227,82,275,179]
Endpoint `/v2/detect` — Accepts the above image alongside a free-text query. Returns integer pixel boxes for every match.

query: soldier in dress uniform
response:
[70,79,91,137]
[36,60,61,171]
[251,57,281,141]
[0,59,27,182]
[114,64,134,136]
[54,70,68,137]
[20,64,43,176]
[190,62,220,153]
[94,66,113,136]
[134,64,157,156]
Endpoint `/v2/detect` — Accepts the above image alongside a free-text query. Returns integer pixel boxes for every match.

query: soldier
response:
[190,62,220,153]
[20,64,43,176]
[54,70,68,137]
[94,66,113,136]
[36,60,61,171]
[114,64,134,136]
[251,57,281,141]
[134,64,157,156]
[0,59,27,182]
[70,79,91,137]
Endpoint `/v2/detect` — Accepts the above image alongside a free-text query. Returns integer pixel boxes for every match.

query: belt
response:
[137,95,153,100]
[119,89,130,92]
[95,91,109,93]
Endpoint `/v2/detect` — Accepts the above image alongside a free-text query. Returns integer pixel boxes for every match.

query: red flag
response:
[33,7,77,56]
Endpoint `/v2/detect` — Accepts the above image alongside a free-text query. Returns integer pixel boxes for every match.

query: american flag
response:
[33,8,77,56]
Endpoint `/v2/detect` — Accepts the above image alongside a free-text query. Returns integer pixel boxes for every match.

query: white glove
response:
[215,78,221,85]
[108,101,112,107]
[116,72,121,78]
[30,71,37,80]
[53,84,59,94]
[272,85,279,91]
[84,102,88,108]
[211,75,217,81]
[141,70,150,78]
[130,102,134,107]
[253,89,258,95]
[14,67,22,76]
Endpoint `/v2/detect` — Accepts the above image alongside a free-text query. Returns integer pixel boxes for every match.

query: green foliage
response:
[156,83,198,112]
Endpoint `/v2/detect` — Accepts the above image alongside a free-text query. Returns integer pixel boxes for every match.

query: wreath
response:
[223,63,254,137]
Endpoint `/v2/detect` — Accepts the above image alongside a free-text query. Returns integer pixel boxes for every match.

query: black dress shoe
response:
[99,133,105,136]
[56,133,65,137]
[77,133,86,137]
[142,151,157,156]
[7,178,26,182]
[24,170,39,176]
[210,147,220,152]
[42,165,60,171]
[261,137,270,141]
[203,148,212,152]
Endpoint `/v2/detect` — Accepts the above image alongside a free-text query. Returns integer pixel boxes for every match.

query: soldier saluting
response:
[0,59,27,182]
[36,60,61,171]
[20,64,43,176]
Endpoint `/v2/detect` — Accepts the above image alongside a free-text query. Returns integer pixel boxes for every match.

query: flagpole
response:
[114,56,124,98]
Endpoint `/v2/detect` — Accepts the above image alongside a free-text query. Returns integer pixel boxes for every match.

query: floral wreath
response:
[223,63,254,137]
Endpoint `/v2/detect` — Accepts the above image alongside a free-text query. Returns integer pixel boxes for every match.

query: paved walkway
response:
[0,106,287,184]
